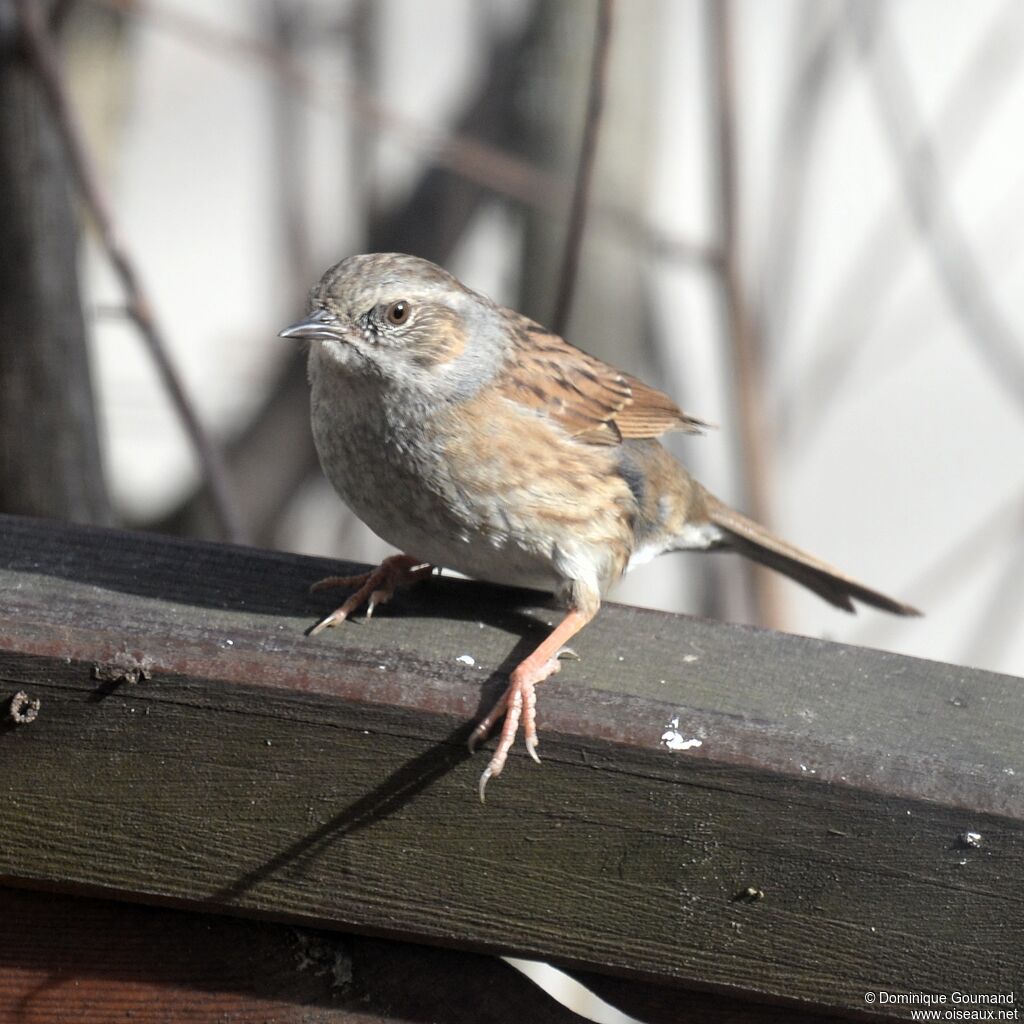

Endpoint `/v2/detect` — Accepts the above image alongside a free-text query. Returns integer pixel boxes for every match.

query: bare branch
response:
[87,0,716,273]
[708,0,780,628]
[0,1,112,525]
[268,0,314,307]
[15,0,244,542]
[551,0,614,336]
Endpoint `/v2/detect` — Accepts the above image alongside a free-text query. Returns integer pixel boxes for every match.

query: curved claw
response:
[306,555,431,634]
[365,587,392,620]
[525,735,541,764]
[306,609,350,636]
[478,766,493,803]
[469,606,593,800]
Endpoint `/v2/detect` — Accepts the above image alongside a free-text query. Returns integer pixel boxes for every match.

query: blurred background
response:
[4,0,1024,680]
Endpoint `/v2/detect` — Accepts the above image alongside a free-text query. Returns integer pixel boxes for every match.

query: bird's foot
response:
[469,606,594,801]
[471,645,581,802]
[307,554,433,635]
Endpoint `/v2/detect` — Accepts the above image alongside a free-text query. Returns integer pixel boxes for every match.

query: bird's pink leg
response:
[470,607,594,801]
[308,554,433,634]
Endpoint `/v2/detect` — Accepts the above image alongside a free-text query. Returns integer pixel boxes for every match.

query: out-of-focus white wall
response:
[81,0,1024,679]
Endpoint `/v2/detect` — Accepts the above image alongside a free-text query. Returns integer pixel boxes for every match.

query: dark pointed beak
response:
[279,307,347,341]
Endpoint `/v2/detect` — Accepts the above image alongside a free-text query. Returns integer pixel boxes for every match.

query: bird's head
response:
[280,252,506,400]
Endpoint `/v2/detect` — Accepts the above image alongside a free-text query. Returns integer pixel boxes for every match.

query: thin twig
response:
[15,0,244,542]
[708,0,779,628]
[551,0,614,336]
[268,0,313,307]
[86,0,715,273]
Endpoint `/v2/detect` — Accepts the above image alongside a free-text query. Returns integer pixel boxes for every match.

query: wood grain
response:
[0,514,1021,1020]
[0,887,585,1023]
[0,887,857,1024]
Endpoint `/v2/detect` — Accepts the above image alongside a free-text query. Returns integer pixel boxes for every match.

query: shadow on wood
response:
[0,514,1021,1021]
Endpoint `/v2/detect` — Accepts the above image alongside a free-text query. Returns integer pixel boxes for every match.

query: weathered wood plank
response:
[0,886,587,1023]
[0,887,853,1024]
[0,514,1022,1020]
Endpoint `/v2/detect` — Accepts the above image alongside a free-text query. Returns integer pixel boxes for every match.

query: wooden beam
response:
[0,514,1021,1020]
[0,887,589,1023]
[0,887,851,1023]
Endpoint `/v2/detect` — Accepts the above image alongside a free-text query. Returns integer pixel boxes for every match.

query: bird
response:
[280,252,919,800]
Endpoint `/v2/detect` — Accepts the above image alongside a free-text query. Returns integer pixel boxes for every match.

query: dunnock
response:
[281,253,918,799]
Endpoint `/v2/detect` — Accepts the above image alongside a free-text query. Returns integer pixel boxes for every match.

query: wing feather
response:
[498,312,707,445]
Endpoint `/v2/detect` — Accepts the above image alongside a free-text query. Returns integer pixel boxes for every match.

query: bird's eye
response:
[385,300,411,326]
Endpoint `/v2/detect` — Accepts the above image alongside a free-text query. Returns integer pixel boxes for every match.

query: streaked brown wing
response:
[498,312,707,446]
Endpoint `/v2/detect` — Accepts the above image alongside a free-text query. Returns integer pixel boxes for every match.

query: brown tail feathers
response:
[704,495,920,617]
